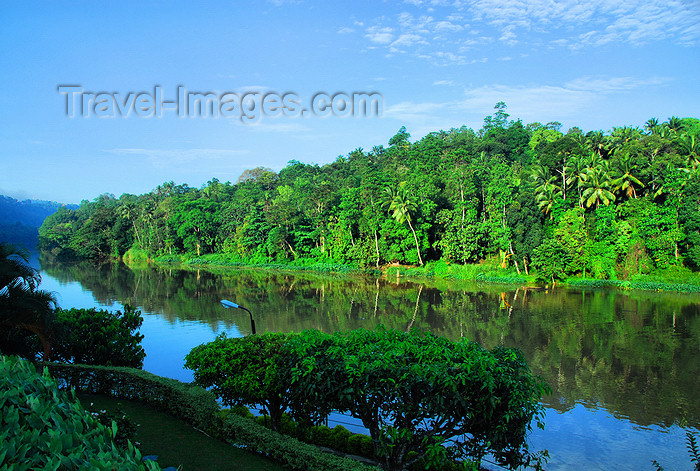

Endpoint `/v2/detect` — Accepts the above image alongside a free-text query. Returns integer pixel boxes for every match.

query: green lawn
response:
[79,393,283,471]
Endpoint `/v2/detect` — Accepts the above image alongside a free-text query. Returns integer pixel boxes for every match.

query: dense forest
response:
[38,104,700,281]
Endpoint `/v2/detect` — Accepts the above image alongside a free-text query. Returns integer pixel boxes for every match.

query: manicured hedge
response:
[219,412,377,471]
[43,361,378,471]
[43,362,218,432]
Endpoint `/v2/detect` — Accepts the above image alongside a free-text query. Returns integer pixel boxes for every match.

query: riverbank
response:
[137,252,700,293]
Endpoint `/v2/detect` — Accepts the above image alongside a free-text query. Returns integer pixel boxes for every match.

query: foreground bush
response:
[52,305,146,367]
[185,332,292,431]
[0,355,159,470]
[186,328,550,471]
[289,329,549,470]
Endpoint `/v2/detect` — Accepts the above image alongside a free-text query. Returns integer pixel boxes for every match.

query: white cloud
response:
[352,0,699,64]
[365,26,395,44]
[382,74,673,134]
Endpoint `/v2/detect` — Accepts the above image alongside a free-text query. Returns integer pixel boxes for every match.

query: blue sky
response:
[1,0,698,204]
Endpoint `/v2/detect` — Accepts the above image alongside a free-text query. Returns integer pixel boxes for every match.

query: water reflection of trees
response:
[40,256,700,428]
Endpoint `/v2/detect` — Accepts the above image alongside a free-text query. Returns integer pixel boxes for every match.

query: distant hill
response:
[0,195,77,248]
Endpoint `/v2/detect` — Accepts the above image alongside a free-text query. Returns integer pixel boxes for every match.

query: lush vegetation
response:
[0,241,148,366]
[0,243,58,359]
[52,305,147,367]
[45,361,377,471]
[38,107,700,283]
[0,355,160,470]
[185,328,549,471]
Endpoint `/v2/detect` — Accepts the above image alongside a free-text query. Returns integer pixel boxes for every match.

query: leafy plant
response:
[185,332,294,432]
[52,304,146,367]
[652,431,700,470]
[0,355,159,470]
[288,328,550,471]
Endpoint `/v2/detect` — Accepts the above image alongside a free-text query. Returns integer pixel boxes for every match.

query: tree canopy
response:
[38,107,700,280]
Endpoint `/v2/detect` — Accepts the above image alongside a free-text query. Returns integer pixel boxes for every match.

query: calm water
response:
[36,256,700,470]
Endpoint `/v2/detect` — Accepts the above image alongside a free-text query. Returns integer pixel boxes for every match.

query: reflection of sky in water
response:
[37,265,699,471]
[38,266,245,382]
[529,404,696,471]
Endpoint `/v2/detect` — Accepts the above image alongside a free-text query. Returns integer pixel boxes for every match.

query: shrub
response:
[185,332,295,432]
[288,328,549,471]
[0,355,159,470]
[53,305,146,368]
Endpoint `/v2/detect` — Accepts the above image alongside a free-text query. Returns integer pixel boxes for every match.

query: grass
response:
[79,393,281,471]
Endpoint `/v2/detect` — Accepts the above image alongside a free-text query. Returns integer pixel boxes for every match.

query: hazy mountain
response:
[0,195,77,248]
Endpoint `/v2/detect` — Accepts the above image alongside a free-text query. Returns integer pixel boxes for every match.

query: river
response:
[36,256,700,470]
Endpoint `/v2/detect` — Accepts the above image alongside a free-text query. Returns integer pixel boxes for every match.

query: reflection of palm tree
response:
[382,181,423,266]
[580,163,615,208]
[0,243,57,359]
[610,157,644,198]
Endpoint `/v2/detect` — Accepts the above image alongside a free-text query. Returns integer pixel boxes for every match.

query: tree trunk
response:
[374,230,380,268]
[407,220,423,266]
[509,242,520,274]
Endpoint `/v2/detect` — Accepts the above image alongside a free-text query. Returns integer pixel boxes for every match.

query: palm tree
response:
[531,164,561,218]
[644,118,659,135]
[535,182,561,220]
[678,133,700,169]
[381,181,423,266]
[586,130,611,158]
[610,156,644,198]
[530,164,553,188]
[0,243,58,359]
[566,154,589,207]
[666,116,685,135]
[609,126,642,155]
[580,163,615,208]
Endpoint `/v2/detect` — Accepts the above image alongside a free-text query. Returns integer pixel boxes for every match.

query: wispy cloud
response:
[365,26,395,44]
[384,74,672,133]
[350,0,699,64]
[107,148,249,168]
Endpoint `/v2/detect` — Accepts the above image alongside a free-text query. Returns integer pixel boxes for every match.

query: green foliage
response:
[288,328,549,471]
[36,111,700,284]
[53,305,146,368]
[45,361,376,471]
[91,406,138,449]
[0,355,160,470]
[185,332,294,431]
[184,328,547,470]
[44,361,219,431]
[652,431,700,471]
[532,238,569,282]
[0,242,58,360]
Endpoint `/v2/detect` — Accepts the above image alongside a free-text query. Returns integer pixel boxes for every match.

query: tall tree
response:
[382,181,424,266]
